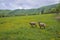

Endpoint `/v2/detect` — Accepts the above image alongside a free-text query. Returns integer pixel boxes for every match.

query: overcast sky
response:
[0,0,60,10]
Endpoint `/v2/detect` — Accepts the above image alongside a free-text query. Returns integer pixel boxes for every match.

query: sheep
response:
[38,22,46,29]
[56,16,60,22]
[29,22,37,28]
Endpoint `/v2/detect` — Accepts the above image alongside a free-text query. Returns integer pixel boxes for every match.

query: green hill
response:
[0,3,60,17]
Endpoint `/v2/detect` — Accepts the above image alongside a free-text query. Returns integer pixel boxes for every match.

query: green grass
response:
[0,14,60,40]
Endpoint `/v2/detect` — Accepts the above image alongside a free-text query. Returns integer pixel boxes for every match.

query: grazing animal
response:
[29,22,37,28]
[38,22,46,29]
[56,16,60,22]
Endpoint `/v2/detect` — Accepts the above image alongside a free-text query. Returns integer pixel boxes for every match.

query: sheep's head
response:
[38,22,41,23]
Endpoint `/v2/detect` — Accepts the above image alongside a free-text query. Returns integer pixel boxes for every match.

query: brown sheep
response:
[56,16,60,22]
[29,22,37,28]
[38,22,46,29]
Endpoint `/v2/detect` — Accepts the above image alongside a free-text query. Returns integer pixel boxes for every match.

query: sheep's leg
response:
[35,24,37,27]
[31,25,35,28]
[40,26,45,29]
[43,26,45,29]
[42,26,45,29]
[40,26,41,29]
[31,25,34,28]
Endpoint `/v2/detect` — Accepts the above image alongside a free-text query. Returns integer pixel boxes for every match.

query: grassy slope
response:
[0,14,60,40]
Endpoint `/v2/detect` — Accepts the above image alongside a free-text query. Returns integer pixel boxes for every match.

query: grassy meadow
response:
[0,14,60,40]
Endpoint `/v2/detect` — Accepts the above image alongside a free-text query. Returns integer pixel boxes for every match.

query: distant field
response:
[0,14,60,40]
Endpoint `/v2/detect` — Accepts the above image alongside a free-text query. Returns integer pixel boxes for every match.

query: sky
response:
[0,0,60,10]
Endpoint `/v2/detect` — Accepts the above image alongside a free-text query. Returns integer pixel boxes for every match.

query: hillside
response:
[8,3,60,15]
[0,3,60,17]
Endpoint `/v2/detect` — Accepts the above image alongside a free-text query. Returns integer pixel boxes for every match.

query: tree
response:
[41,9,44,14]
[55,3,60,14]
[50,8,56,13]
